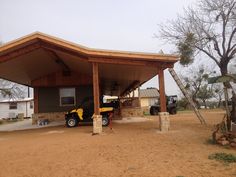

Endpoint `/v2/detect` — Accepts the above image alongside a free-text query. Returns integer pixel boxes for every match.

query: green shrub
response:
[208,153,236,164]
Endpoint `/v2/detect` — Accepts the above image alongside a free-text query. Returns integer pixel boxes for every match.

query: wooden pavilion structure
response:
[0,32,178,133]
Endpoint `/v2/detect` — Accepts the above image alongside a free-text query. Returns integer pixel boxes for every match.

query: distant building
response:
[0,98,34,119]
[140,88,159,107]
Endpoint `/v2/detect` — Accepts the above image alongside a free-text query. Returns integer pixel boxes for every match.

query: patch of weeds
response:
[205,138,216,145]
[208,153,236,164]
[0,120,3,125]
[223,145,231,149]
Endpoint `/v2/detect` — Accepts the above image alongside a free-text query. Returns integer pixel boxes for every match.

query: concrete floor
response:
[0,117,149,131]
[0,119,65,131]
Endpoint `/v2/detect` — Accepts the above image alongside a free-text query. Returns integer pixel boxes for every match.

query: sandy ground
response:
[0,110,236,177]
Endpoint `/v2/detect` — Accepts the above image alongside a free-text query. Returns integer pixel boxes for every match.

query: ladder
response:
[168,68,206,125]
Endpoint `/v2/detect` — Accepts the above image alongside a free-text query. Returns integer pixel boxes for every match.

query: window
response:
[30,101,34,109]
[9,102,17,110]
[60,88,76,106]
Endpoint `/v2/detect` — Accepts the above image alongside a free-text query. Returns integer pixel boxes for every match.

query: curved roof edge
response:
[0,32,179,62]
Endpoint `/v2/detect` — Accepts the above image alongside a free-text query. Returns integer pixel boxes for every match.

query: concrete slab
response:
[113,117,148,124]
[0,119,65,132]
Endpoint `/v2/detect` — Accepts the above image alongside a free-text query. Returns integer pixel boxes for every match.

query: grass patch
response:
[208,153,236,164]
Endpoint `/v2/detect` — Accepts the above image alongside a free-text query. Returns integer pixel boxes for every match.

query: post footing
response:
[93,115,102,134]
[159,112,170,132]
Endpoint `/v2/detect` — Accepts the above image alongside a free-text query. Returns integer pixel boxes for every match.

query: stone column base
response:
[93,115,102,134]
[159,112,170,132]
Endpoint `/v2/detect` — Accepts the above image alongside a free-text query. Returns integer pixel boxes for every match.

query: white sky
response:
[0,0,198,95]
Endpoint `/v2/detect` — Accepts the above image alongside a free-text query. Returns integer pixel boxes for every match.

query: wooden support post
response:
[33,87,39,113]
[138,86,141,107]
[158,68,167,112]
[92,63,100,115]
[92,62,102,134]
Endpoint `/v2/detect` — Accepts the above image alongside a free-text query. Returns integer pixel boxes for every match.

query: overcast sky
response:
[0,0,198,95]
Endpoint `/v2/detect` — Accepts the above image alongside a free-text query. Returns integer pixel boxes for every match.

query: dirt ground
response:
[0,110,236,177]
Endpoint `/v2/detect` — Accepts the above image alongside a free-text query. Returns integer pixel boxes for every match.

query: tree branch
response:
[221,13,227,55]
[227,27,236,54]
[195,45,220,66]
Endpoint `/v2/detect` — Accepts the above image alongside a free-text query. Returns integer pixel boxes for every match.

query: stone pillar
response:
[93,115,102,134]
[159,112,170,132]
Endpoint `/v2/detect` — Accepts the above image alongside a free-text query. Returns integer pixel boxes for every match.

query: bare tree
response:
[180,65,215,108]
[213,84,224,108]
[159,0,236,73]
[0,79,26,100]
[158,0,236,127]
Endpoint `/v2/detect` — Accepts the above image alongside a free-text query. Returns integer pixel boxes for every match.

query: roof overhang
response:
[0,32,179,96]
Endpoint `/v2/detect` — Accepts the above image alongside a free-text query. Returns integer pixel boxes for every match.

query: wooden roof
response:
[0,32,179,96]
[0,32,178,62]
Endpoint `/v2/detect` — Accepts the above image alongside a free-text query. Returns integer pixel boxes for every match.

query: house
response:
[0,32,178,133]
[140,88,159,107]
[0,98,34,119]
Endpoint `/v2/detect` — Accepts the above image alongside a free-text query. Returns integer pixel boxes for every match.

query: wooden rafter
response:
[44,49,71,74]
[121,80,140,96]
[0,42,41,63]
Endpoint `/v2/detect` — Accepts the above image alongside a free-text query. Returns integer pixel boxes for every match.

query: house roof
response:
[0,32,179,96]
[140,88,159,98]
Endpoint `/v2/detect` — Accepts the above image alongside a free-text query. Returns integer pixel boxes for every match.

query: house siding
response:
[140,97,158,107]
[38,86,93,113]
[0,101,34,119]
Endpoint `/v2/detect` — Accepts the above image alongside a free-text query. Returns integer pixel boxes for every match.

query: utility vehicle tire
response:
[150,107,159,115]
[102,115,109,126]
[169,108,177,115]
[66,116,78,128]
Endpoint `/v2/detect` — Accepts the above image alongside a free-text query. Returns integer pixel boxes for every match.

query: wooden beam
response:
[33,87,39,113]
[31,71,92,87]
[43,49,71,73]
[138,86,141,107]
[121,80,140,96]
[0,43,41,63]
[92,63,100,115]
[88,57,160,67]
[159,68,167,112]
[40,41,89,60]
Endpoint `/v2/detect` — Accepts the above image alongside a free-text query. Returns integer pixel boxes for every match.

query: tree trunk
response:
[203,100,207,108]
[217,97,221,108]
[220,62,232,130]
[231,92,236,123]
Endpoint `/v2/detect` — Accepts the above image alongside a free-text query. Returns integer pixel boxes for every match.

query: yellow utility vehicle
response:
[65,97,114,128]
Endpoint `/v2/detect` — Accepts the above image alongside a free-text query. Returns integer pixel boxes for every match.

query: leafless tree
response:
[158,0,236,126]
[0,79,26,100]
[213,84,224,108]
[159,0,236,74]
[180,65,215,108]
